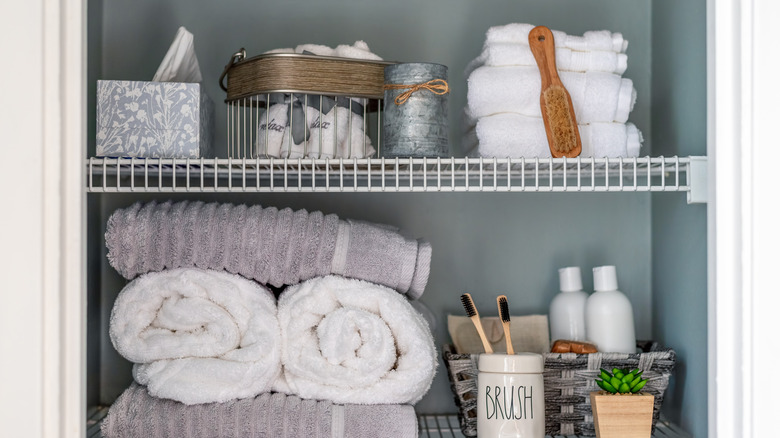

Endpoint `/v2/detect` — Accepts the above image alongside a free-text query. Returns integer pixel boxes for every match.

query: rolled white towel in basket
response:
[465,43,628,77]
[109,268,281,405]
[463,113,642,158]
[256,97,375,159]
[274,275,437,405]
[304,104,375,159]
[266,40,384,61]
[467,66,636,123]
[105,200,432,297]
[255,101,295,157]
[485,23,628,53]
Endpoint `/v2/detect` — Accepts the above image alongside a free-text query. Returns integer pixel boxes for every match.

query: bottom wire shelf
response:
[417,414,691,438]
[89,407,691,437]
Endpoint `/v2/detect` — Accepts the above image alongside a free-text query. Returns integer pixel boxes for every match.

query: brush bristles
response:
[461,293,477,317]
[498,296,510,323]
[543,85,578,154]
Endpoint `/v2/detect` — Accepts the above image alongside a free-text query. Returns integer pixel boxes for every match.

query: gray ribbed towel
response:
[101,383,419,438]
[105,200,431,297]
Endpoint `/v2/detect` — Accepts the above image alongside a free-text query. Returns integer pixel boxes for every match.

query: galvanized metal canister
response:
[382,63,449,158]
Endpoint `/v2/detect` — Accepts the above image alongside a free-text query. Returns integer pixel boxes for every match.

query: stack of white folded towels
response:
[463,23,643,158]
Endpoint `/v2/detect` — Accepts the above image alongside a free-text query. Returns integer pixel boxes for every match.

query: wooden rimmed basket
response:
[218,48,395,159]
[219,48,396,102]
[442,342,676,437]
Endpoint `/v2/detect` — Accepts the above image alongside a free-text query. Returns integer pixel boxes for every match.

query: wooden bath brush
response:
[529,25,582,158]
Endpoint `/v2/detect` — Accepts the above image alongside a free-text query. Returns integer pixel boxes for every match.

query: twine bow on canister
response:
[384,78,450,105]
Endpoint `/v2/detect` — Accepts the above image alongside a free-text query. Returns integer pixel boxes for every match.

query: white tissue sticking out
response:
[152,26,203,83]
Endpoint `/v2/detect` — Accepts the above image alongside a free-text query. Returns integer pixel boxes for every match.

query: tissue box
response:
[97,80,214,158]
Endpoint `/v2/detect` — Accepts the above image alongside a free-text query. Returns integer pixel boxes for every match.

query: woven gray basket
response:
[442,343,676,437]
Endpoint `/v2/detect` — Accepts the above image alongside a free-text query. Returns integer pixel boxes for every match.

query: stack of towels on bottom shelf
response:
[101,200,437,438]
[464,23,643,158]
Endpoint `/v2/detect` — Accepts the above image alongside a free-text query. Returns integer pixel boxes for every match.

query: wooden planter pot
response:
[590,391,655,438]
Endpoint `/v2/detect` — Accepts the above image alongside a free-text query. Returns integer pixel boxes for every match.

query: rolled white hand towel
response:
[295,43,337,56]
[266,40,384,61]
[109,268,281,405]
[256,102,295,158]
[467,66,636,123]
[465,43,628,76]
[305,105,375,159]
[275,275,437,405]
[463,112,642,158]
[256,100,375,159]
[486,23,628,53]
[333,40,384,60]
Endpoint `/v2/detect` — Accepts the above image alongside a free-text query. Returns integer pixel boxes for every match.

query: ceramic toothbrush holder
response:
[477,353,546,438]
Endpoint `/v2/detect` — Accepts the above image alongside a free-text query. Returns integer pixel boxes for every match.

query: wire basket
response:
[442,342,676,437]
[220,49,393,160]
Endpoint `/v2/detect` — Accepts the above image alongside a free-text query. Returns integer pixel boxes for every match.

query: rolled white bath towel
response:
[465,43,628,76]
[463,113,643,158]
[109,268,281,405]
[485,23,628,53]
[467,66,636,123]
[275,275,437,405]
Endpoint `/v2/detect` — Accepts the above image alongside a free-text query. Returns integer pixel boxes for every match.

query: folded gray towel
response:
[101,383,419,438]
[105,200,431,297]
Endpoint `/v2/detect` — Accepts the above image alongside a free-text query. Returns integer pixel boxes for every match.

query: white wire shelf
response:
[417,414,692,438]
[86,156,707,202]
[88,409,691,437]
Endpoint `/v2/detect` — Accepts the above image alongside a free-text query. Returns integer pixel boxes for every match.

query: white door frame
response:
[709,0,779,436]
[0,1,86,437]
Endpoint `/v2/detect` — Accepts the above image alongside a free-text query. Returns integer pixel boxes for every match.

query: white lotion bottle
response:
[585,265,636,354]
[549,267,588,341]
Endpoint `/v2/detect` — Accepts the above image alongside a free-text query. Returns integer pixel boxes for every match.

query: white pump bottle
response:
[549,267,588,342]
[585,265,636,354]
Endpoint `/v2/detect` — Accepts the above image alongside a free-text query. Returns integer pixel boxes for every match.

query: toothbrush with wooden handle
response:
[460,293,493,354]
[497,295,514,355]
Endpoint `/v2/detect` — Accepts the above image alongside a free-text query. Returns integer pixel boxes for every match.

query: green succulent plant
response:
[595,367,648,394]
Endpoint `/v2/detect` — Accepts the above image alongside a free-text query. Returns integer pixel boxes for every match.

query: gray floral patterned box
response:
[97,80,214,158]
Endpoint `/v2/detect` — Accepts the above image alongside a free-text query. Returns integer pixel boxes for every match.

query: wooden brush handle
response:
[528,26,562,89]
[502,323,514,355]
[471,315,494,354]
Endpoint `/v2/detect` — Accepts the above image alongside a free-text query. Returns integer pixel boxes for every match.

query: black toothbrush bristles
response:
[460,293,477,317]
[498,296,510,323]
